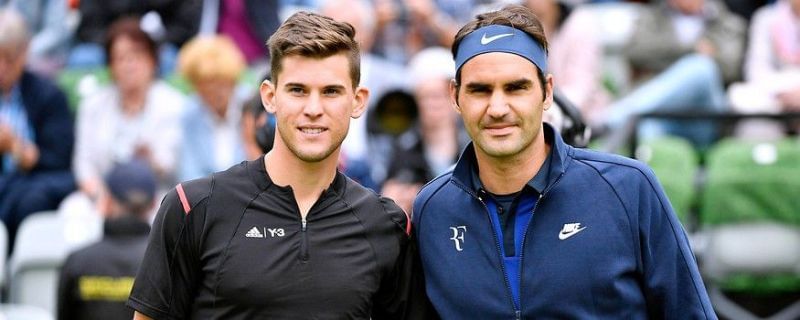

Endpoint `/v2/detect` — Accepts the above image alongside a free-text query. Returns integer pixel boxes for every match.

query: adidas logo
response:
[245,227,264,238]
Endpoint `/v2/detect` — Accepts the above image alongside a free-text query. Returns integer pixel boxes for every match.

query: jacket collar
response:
[248,157,347,196]
[452,122,569,194]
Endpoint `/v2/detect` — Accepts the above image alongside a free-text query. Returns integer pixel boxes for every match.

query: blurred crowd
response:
[0,0,797,316]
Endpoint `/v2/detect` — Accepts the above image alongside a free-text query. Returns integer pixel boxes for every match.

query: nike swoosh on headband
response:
[480,33,514,45]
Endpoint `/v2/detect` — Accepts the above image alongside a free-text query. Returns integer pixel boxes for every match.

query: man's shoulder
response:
[19,71,66,106]
[569,148,661,191]
[178,161,253,200]
[418,171,454,199]
[342,175,410,236]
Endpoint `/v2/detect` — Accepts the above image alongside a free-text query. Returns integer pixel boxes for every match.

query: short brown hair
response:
[104,17,159,67]
[451,5,548,88]
[267,11,361,88]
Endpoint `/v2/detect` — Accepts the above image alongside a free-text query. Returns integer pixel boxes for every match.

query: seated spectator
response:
[73,17,184,200]
[320,0,409,182]
[241,92,276,159]
[67,0,201,73]
[386,47,467,183]
[727,0,800,139]
[197,0,281,67]
[177,35,249,182]
[381,47,467,206]
[372,0,473,64]
[57,160,156,320]
[525,0,611,129]
[0,8,75,247]
[8,0,77,77]
[607,0,746,148]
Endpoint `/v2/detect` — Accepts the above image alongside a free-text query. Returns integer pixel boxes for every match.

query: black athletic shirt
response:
[126,158,429,319]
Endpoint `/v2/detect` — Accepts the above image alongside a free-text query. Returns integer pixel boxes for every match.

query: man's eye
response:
[323,88,341,96]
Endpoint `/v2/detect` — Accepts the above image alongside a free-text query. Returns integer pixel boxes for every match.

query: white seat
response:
[0,303,54,320]
[8,212,70,317]
[0,221,8,290]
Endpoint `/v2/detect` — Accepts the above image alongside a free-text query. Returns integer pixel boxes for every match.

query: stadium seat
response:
[699,138,800,319]
[635,136,699,225]
[8,211,70,316]
[0,221,7,291]
[0,304,54,320]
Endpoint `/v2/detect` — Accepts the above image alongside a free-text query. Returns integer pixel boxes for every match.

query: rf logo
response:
[450,226,467,251]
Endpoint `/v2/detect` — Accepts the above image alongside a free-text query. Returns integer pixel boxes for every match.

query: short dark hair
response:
[104,17,159,67]
[451,5,549,93]
[267,11,361,88]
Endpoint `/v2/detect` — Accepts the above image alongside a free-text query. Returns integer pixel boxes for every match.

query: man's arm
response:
[634,168,716,318]
[372,198,438,319]
[133,311,153,320]
[126,186,205,318]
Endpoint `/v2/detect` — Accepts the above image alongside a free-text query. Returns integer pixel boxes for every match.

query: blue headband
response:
[454,25,547,77]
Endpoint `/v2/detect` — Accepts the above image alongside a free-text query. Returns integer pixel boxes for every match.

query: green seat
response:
[701,138,800,227]
[636,136,698,225]
[699,138,800,319]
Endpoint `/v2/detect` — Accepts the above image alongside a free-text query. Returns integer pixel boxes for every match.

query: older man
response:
[0,8,75,248]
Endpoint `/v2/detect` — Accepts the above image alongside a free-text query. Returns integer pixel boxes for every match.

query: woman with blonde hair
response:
[177,35,250,181]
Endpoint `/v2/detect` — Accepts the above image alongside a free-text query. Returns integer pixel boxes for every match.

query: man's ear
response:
[543,74,554,111]
[260,80,277,114]
[351,86,369,119]
[449,79,461,114]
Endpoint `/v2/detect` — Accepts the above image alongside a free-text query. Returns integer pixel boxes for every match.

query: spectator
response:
[606,0,746,148]
[68,0,202,73]
[372,0,480,64]
[727,0,800,138]
[57,160,156,320]
[197,0,281,66]
[525,0,611,129]
[386,47,466,184]
[240,92,276,159]
[0,8,75,248]
[7,0,77,76]
[72,17,184,201]
[320,0,409,183]
[177,35,249,182]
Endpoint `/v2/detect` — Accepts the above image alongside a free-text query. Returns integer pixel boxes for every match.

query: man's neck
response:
[264,144,339,218]
[475,132,550,195]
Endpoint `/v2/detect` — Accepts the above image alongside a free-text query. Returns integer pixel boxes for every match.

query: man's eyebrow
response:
[505,78,533,88]
[323,84,347,91]
[464,82,492,91]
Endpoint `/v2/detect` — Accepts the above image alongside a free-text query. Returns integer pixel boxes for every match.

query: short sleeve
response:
[126,188,205,319]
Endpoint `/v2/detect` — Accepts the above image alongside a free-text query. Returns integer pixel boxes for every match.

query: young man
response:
[412,5,716,319]
[58,160,156,320]
[127,12,425,319]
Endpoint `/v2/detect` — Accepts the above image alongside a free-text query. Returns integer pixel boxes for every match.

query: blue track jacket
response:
[413,124,716,319]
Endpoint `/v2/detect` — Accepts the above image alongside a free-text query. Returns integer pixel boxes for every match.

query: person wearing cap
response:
[412,5,715,319]
[57,160,157,320]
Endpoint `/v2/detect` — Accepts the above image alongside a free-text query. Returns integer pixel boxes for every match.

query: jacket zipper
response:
[516,174,564,316]
[300,218,309,261]
[516,193,543,317]
[473,189,518,317]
